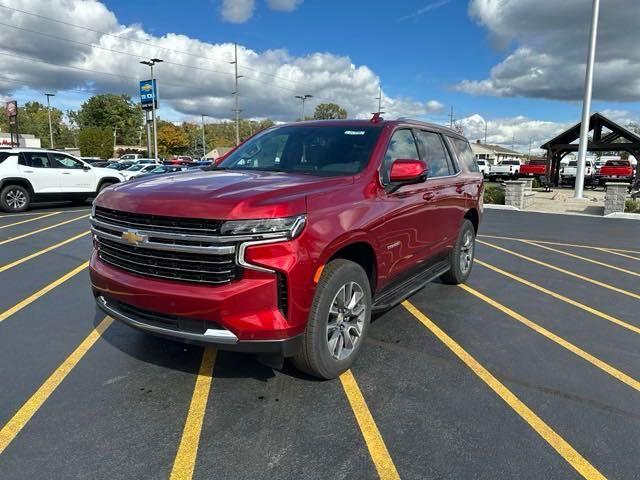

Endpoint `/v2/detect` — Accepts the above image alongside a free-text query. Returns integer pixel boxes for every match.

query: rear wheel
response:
[0,184,30,213]
[441,219,476,285]
[292,259,371,380]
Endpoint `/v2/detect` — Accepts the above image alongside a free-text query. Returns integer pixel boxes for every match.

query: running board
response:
[372,260,449,312]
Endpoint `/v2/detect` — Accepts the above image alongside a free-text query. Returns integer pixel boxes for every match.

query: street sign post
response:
[5,100,18,147]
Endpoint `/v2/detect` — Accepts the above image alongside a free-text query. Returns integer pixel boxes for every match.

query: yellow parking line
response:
[0,208,91,219]
[475,259,640,336]
[600,249,640,262]
[0,211,61,230]
[0,231,90,274]
[478,240,640,301]
[0,316,113,455]
[0,261,89,323]
[340,370,400,480]
[0,214,89,246]
[458,284,640,392]
[479,234,640,255]
[402,301,605,480]
[170,348,217,480]
[522,240,640,277]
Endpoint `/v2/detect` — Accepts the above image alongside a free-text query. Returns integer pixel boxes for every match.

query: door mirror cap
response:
[83,165,91,171]
[389,159,428,183]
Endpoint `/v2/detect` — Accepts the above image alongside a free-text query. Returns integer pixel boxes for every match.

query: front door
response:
[49,153,95,192]
[17,152,59,193]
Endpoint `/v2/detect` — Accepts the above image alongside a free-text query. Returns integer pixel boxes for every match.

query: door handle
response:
[62,172,71,175]
[24,170,34,173]
[423,192,435,201]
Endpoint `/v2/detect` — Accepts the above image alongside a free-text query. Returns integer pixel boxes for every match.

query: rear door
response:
[49,153,95,192]
[17,152,60,193]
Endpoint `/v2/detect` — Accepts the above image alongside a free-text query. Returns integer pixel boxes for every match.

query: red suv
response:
[90,118,483,379]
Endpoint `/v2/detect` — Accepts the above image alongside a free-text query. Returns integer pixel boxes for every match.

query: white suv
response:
[0,148,125,212]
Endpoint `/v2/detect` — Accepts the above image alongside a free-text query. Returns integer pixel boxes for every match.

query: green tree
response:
[157,122,189,157]
[72,94,143,145]
[78,127,114,159]
[313,103,347,120]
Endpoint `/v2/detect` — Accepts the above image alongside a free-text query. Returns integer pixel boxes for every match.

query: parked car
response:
[597,160,634,185]
[81,157,103,164]
[488,159,521,180]
[90,118,483,379]
[519,159,548,178]
[121,163,159,180]
[168,156,193,165]
[0,148,124,212]
[116,153,144,162]
[476,159,489,177]
[106,161,135,171]
[135,158,161,165]
[90,161,111,168]
[560,160,596,187]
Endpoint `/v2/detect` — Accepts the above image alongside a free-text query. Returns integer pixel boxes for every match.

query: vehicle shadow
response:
[92,309,322,382]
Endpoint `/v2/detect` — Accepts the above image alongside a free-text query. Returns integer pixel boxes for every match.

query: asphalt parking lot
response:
[0,203,639,480]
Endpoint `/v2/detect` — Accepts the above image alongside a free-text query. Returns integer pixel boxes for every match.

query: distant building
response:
[0,133,41,148]
[206,147,233,159]
[470,141,525,165]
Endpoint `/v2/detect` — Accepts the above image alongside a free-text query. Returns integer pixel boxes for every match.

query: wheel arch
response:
[0,177,35,195]
[97,177,121,192]
[324,239,378,294]
[464,207,479,234]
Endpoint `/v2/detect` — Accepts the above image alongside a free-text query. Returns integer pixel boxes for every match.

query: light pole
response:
[201,114,207,158]
[44,93,55,149]
[140,58,163,159]
[575,0,600,199]
[295,94,313,120]
[230,43,244,146]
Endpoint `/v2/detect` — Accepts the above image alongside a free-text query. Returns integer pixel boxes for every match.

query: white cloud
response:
[221,0,255,24]
[458,0,640,102]
[0,0,444,123]
[266,0,303,12]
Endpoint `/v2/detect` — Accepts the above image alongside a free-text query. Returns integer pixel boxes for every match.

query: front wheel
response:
[292,259,371,380]
[441,219,476,284]
[0,184,31,213]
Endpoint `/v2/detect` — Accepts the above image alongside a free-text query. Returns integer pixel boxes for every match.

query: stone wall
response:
[604,183,629,215]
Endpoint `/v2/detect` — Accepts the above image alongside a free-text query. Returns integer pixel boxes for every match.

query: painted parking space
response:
[0,207,638,479]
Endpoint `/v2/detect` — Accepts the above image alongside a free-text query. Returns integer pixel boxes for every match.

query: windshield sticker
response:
[344,130,365,135]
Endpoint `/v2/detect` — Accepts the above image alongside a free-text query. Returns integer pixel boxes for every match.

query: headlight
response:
[221,215,306,239]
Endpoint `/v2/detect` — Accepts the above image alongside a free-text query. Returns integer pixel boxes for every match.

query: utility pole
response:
[113,126,117,151]
[449,106,454,128]
[484,120,488,144]
[44,93,55,149]
[295,94,313,120]
[140,58,163,159]
[528,138,533,158]
[231,43,243,146]
[201,114,207,158]
[575,0,600,199]
[511,135,516,150]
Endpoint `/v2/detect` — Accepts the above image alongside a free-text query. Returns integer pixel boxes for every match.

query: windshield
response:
[501,160,519,165]
[605,160,629,167]
[218,125,382,176]
[126,164,144,171]
[568,161,577,167]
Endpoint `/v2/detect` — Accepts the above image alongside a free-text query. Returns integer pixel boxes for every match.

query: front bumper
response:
[95,294,302,355]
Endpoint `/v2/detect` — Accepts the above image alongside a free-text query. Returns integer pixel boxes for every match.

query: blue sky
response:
[2,0,639,151]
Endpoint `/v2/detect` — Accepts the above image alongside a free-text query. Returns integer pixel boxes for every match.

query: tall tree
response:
[72,94,143,145]
[157,122,189,157]
[313,103,347,120]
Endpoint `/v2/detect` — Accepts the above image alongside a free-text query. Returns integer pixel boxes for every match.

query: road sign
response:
[139,79,158,109]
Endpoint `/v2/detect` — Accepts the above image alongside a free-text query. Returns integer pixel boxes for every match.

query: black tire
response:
[292,259,371,380]
[97,181,116,193]
[0,184,31,213]
[441,219,476,285]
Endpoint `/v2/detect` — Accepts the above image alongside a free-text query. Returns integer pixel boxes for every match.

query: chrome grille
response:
[91,208,240,285]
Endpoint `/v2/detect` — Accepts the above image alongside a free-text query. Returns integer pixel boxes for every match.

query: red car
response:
[598,159,634,185]
[89,118,483,379]
[519,159,548,177]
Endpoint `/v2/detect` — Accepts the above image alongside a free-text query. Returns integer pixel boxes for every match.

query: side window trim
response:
[441,135,461,174]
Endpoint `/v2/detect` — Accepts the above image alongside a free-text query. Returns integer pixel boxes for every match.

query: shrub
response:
[625,199,640,213]
[484,185,505,205]
[532,177,542,189]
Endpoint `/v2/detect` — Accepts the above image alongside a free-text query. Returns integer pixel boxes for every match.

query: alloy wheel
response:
[326,281,366,360]
[6,189,27,210]
[459,229,474,275]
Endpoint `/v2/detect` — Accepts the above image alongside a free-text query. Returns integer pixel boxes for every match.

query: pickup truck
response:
[597,160,634,185]
[519,159,548,178]
[476,159,489,177]
[560,160,595,186]
[488,159,521,180]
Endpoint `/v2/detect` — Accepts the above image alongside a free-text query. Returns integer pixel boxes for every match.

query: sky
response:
[1,0,639,153]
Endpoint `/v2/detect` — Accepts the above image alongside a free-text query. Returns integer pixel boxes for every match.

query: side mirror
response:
[388,159,428,191]
[83,165,91,171]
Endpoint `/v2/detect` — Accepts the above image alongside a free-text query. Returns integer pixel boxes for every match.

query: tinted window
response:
[220,125,382,176]
[23,152,52,168]
[501,160,520,166]
[381,129,420,184]
[605,160,629,167]
[415,131,452,178]
[51,153,85,169]
[450,137,477,173]
[0,152,11,164]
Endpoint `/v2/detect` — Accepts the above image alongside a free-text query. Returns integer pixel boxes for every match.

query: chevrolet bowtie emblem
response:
[121,230,145,245]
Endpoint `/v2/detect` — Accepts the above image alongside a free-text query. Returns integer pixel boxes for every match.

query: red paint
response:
[90,119,483,343]
[389,159,427,182]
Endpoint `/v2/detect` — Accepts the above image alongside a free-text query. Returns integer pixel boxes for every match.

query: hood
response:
[96,169,353,219]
